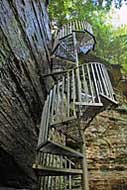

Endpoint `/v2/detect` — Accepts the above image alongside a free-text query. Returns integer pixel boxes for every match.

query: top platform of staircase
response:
[52,20,96,61]
[57,20,94,39]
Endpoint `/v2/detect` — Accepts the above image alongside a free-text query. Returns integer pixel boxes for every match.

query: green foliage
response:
[48,0,127,74]
[48,0,124,25]
[94,23,127,74]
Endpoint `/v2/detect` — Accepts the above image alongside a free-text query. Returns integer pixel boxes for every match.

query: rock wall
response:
[82,53,127,190]
[86,106,127,190]
[0,0,53,189]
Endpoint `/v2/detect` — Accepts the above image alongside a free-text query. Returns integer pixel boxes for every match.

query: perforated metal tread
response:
[37,140,84,158]
[33,164,83,176]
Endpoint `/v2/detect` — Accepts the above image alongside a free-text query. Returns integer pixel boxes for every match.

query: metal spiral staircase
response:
[33,20,118,190]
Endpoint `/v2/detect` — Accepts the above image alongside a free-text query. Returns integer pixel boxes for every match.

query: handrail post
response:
[77,116,89,190]
[72,31,82,102]
[81,129,89,190]
[73,31,89,190]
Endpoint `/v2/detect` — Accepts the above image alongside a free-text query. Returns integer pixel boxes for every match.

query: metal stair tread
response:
[75,102,103,107]
[33,164,83,176]
[100,93,118,107]
[37,140,84,158]
[50,116,77,127]
[79,105,103,122]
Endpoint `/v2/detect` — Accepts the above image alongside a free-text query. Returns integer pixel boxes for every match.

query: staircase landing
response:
[33,164,83,176]
[37,140,84,158]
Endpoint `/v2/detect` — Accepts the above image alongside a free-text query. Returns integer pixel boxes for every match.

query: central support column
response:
[78,118,89,190]
[73,30,89,190]
[72,31,82,102]
[80,129,89,190]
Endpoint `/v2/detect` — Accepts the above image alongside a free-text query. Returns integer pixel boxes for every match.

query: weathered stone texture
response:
[0,0,53,188]
[86,107,127,190]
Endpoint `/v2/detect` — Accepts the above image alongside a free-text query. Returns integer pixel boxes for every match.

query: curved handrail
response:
[52,20,96,61]
[58,20,94,40]
[37,62,117,148]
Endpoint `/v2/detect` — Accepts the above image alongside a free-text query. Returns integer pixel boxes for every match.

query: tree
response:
[48,0,127,74]
[48,0,125,25]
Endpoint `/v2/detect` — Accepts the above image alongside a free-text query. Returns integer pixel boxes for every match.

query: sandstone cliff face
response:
[86,104,127,190]
[0,0,53,188]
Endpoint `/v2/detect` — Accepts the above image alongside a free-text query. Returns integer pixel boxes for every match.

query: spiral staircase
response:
[33,20,118,190]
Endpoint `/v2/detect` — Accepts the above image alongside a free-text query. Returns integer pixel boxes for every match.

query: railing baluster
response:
[75,20,77,30]
[38,98,47,147]
[95,63,104,94]
[51,85,57,123]
[64,156,67,189]
[98,64,109,96]
[70,22,72,33]
[76,20,79,30]
[101,64,112,97]
[81,21,84,31]
[87,64,95,103]
[69,160,72,189]
[61,76,65,118]
[46,153,50,189]
[72,69,76,117]
[52,155,56,189]
[103,65,115,99]
[66,23,68,35]
[58,29,60,39]
[44,90,53,142]
[83,21,86,31]
[56,81,61,119]
[42,153,47,189]
[63,25,65,37]
[82,64,89,103]
[73,21,76,30]
[80,21,83,31]
[68,22,70,35]
[82,20,84,30]
[65,24,68,36]
[65,25,67,36]
[43,99,48,142]
[60,27,63,39]
[91,63,101,103]
[70,21,72,32]
[48,154,52,189]
[72,21,74,31]
[100,64,111,96]
[67,72,70,117]
[78,20,80,30]
[62,25,65,38]
[77,20,79,30]
[74,20,76,31]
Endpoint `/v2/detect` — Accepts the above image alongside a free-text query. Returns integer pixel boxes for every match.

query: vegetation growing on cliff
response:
[48,0,127,74]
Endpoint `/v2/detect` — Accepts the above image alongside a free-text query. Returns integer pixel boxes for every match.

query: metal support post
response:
[81,129,89,190]
[72,31,82,102]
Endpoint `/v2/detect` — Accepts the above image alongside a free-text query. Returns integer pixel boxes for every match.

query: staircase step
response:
[100,93,118,108]
[81,105,103,121]
[33,164,83,176]
[70,102,103,122]
[75,102,103,107]
[37,140,84,158]
[51,116,77,128]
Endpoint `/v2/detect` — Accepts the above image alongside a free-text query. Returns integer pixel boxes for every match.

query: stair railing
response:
[52,20,96,62]
[34,19,118,190]
[37,62,117,149]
